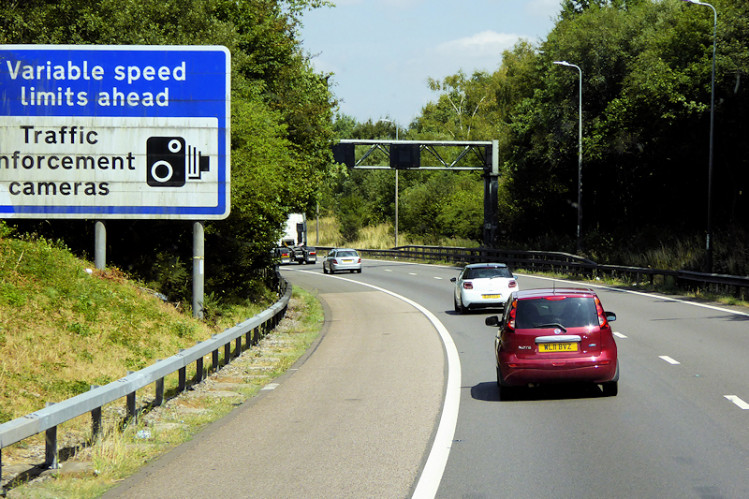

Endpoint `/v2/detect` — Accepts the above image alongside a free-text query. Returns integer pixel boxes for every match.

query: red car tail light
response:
[357,258,361,263]
[507,299,517,331]
[508,280,517,288]
[595,297,608,327]
[463,282,473,290]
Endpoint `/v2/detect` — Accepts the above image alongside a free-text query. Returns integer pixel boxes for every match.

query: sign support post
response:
[94,220,106,270]
[192,221,204,319]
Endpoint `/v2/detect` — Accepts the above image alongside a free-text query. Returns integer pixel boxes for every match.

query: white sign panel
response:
[0,45,230,219]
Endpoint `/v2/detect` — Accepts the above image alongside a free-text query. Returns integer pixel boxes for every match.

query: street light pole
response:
[395,125,399,248]
[681,0,717,272]
[553,60,583,254]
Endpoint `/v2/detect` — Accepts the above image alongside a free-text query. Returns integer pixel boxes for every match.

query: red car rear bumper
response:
[499,351,618,386]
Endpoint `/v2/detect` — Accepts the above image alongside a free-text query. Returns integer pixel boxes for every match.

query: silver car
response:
[323,248,362,274]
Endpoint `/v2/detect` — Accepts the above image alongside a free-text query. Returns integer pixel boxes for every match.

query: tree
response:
[0,0,337,304]
[501,0,748,264]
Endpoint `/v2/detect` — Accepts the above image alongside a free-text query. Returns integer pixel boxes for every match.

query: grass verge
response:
[0,234,271,423]
[3,288,323,498]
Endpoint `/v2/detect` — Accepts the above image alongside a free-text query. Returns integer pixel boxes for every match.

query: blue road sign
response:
[0,45,230,219]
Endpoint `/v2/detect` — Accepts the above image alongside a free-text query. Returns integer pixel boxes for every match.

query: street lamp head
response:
[680,0,710,6]
[553,61,572,67]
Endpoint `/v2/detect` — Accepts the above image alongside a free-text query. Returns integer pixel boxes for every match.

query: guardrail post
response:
[44,402,58,470]
[154,377,164,407]
[125,371,137,423]
[235,336,242,356]
[90,385,102,439]
[44,426,58,469]
[178,367,187,393]
[126,396,136,424]
[212,349,219,372]
[195,357,204,383]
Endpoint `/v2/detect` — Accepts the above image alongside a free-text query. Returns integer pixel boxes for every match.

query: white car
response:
[450,263,518,314]
[323,248,362,274]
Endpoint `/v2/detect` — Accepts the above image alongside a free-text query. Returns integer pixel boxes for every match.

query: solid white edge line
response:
[659,355,681,365]
[613,332,627,339]
[724,395,749,410]
[299,270,461,499]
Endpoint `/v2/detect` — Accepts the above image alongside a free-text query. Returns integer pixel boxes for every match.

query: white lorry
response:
[276,213,317,264]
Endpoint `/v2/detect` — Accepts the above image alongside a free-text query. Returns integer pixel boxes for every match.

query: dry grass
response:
[3,290,322,498]
[0,235,265,423]
[308,215,478,249]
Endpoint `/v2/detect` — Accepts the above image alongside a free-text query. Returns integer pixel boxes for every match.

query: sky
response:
[300,0,563,127]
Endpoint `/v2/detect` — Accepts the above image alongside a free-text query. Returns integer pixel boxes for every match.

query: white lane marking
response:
[613,331,627,339]
[409,272,417,276]
[384,269,392,272]
[434,277,443,280]
[527,274,749,318]
[659,355,681,365]
[724,395,749,410]
[261,383,279,391]
[300,270,460,499]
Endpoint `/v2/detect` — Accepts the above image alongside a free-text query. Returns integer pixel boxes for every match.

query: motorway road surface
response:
[322,260,749,498]
[108,259,749,498]
[105,271,445,498]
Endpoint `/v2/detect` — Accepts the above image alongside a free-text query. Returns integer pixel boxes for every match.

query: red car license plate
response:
[538,342,579,353]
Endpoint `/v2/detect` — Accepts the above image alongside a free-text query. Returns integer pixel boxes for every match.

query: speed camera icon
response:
[146,136,210,187]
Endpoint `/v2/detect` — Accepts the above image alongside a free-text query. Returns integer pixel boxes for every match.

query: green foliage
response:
[436,177,484,241]
[0,233,269,421]
[498,0,749,261]
[338,194,368,242]
[67,321,94,337]
[42,379,90,399]
[0,0,337,304]
[323,0,747,275]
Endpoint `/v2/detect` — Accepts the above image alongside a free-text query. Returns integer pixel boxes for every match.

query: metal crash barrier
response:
[0,274,291,489]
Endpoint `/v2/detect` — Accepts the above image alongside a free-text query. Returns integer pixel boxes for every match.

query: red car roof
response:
[515,287,597,299]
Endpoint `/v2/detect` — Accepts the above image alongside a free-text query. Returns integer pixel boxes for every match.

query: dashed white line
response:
[659,355,681,365]
[261,383,279,391]
[724,395,749,410]
[613,332,627,339]
[433,276,443,280]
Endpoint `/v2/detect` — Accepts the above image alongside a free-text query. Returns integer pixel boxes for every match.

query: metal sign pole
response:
[192,221,205,319]
[94,221,106,270]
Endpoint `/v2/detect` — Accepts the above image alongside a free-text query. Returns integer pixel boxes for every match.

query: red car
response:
[486,287,619,399]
